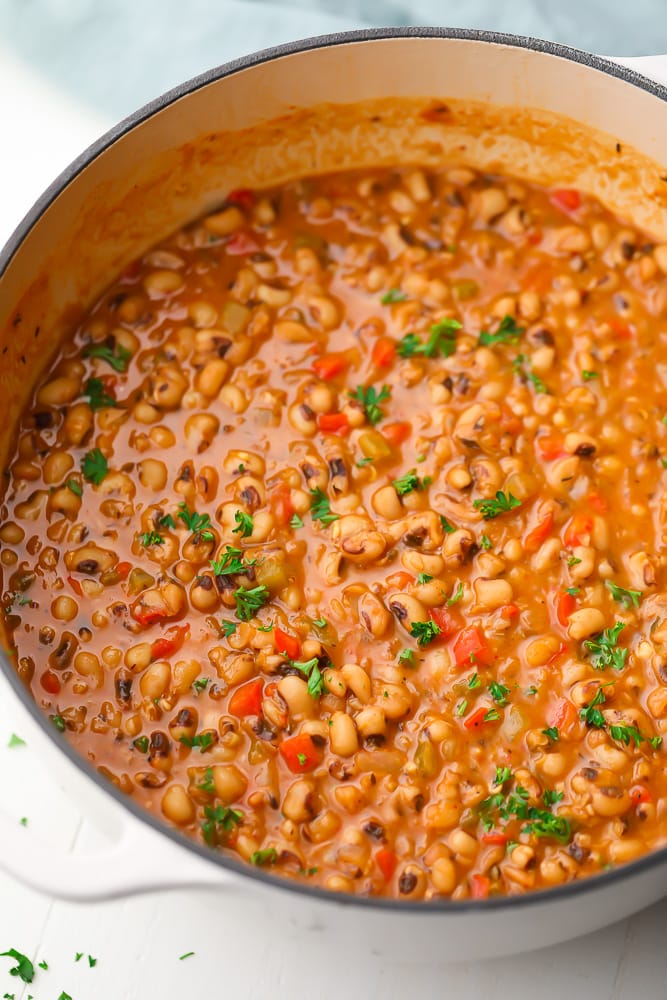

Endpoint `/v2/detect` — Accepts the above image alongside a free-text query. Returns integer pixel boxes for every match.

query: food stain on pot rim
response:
[3,156,667,901]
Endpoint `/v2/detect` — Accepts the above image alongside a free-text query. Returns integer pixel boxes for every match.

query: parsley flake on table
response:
[83,341,132,372]
[179,952,195,961]
[397,317,462,359]
[81,447,108,485]
[0,949,34,983]
[7,733,25,748]
[349,383,391,424]
[473,490,521,520]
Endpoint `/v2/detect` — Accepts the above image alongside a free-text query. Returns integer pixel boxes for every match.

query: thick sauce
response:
[3,166,667,900]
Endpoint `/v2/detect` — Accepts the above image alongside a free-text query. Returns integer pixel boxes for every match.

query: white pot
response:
[1,29,667,960]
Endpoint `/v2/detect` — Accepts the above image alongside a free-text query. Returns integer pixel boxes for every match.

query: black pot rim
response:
[1,25,666,916]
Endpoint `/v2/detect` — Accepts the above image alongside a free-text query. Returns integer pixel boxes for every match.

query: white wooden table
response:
[1,42,667,1000]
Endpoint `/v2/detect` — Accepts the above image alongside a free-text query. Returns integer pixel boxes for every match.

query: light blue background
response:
[1,0,666,119]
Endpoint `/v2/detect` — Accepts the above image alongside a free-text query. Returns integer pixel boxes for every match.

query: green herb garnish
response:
[140,531,163,547]
[474,491,521,520]
[177,502,214,541]
[349,383,391,424]
[81,447,108,485]
[380,288,408,304]
[0,950,34,983]
[66,478,82,497]
[289,513,304,529]
[310,488,339,526]
[83,341,131,372]
[232,511,254,538]
[605,580,642,609]
[233,585,270,622]
[489,682,510,707]
[397,317,462,359]
[583,622,627,671]
[179,732,214,753]
[250,847,278,866]
[392,470,429,495]
[542,726,560,741]
[84,376,118,410]
[291,657,325,698]
[409,620,441,646]
[478,314,524,347]
[201,805,242,846]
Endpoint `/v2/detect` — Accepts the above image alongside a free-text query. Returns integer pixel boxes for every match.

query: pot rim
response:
[1,26,666,913]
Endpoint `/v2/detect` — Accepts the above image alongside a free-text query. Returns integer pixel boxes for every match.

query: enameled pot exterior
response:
[2,30,667,959]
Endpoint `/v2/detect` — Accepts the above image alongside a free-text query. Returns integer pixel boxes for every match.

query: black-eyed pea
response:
[148,366,188,410]
[138,459,168,491]
[140,661,171,700]
[173,660,202,694]
[223,449,265,477]
[62,402,93,446]
[414,578,449,607]
[443,528,476,567]
[387,592,429,635]
[564,432,597,458]
[134,401,161,424]
[430,855,457,894]
[65,543,117,575]
[184,413,220,453]
[161,784,195,825]
[213,764,248,803]
[287,401,317,435]
[608,839,646,864]
[323,668,346,698]
[305,809,342,844]
[257,284,292,307]
[74,651,103,687]
[335,786,366,813]
[233,474,266,510]
[96,472,135,498]
[43,450,74,485]
[354,705,386,739]
[168,706,198,743]
[447,828,479,860]
[398,864,427,899]
[195,465,219,503]
[205,205,244,235]
[329,712,359,757]
[212,650,255,686]
[15,491,48,520]
[36,375,81,407]
[189,574,219,612]
[0,521,24,544]
[246,511,273,542]
[524,634,561,667]
[590,784,631,818]
[473,577,513,610]
[282,778,318,823]
[567,607,606,640]
[590,516,609,550]
[307,295,339,330]
[472,187,509,223]
[545,455,580,491]
[143,269,184,296]
[303,382,335,414]
[401,552,445,577]
[52,595,79,621]
[101,645,122,668]
[531,537,561,572]
[627,551,657,590]
[124,642,152,672]
[326,875,355,893]
[539,856,572,886]
[405,169,430,203]
[476,553,506,578]
[509,844,535,870]
[358,592,392,637]
[647,687,667,718]
[341,662,371,703]
[592,742,629,773]
[538,753,567,778]
[277,675,314,718]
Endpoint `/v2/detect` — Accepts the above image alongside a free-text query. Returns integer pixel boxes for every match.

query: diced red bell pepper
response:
[453,627,493,668]
[270,484,295,527]
[312,353,349,380]
[629,784,652,806]
[564,513,593,548]
[481,830,509,845]
[226,188,254,209]
[464,706,498,732]
[371,336,397,368]
[524,511,554,553]
[150,624,188,662]
[40,669,61,695]
[556,590,576,627]
[536,433,567,461]
[551,189,581,213]
[385,571,414,591]
[382,422,412,448]
[67,575,83,597]
[546,642,569,668]
[116,561,132,581]
[470,874,491,898]
[225,230,260,256]
[376,847,397,881]
[279,733,322,773]
[317,412,350,435]
[587,492,607,514]
[526,228,544,247]
[500,603,520,621]
[131,603,170,628]
[430,606,457,638]
[547,696,577,734]
[228,678,264,718]
[274,627,301,661]
[608,317,633,340]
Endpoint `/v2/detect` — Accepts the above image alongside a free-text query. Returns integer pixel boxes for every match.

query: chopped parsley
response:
[50,714,66,732]
[297,753,307,766]
[380,288,408,304]
[566,555,582,567]
[197,767,216,793]
[542,726,560,741]
[494,766,513,786]
[159,513,176,530]
[81,447,108,485]
[177,502,214,541]
[397,317,462,359]
[440,515,456,534]
[416,573,433,585]
[140,531,163,548]
[489,682,510,707]
[543,789,564,807]
[83,341,132,372]
[0,949,34,983]
[256,622,274,633]
[512,354,548,394]
[356,456,374,467]
[291,657,325,698]
[582,370,600,381]
[201,804,243,845]
[192,677,209,694]
[7,733,25,748]
[609,723,645,748]
[565,586,580,596]
[398,648,416,666]
[211,546,255,577]
[84,376,117,410]
[75,953,83,962]
[605,580,642,609]
[480,533,493,550]
[484,708,501,722]
[310,488,339,526]
[232,511,254,537]
[313,617,328,629]
[179,732,214,753]
[473,490,521,520]
[479,782,571,843]
[66,478,82,497]
[250,847,278,866]
[583,622,627,671]
[478,314,524,347]
[409,620,441,646]
[233,585,270,622]
[220,619,237,638]
[468,673,480,689]
[392,470,430,495]
[289,513,304,529]
[448,581,464,605]
[349,383,391,424]
[579,686,608,728]
[132,736,149,753]
[456,699,468,717]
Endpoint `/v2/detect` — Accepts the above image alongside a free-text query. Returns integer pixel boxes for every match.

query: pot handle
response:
[0,805,234,902]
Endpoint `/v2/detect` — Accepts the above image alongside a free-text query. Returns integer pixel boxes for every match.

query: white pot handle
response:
[0,804,234,901]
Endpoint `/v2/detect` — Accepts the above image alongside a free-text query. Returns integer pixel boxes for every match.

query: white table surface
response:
[1,41,667,1000]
